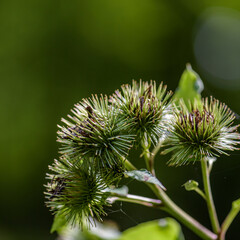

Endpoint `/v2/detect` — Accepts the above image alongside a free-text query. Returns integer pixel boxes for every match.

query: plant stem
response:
[143,137,165,175]
[201,158,220,234]
[124,159,137,171]
[195,188,207,200]
[152,141,163,159]
[150,184,217,240]
[219,199,240,240]
[141,135,156,175]
[108,193,162,209]
[124,156,217,239]
[142,146,156,176]
[148,140,164,176]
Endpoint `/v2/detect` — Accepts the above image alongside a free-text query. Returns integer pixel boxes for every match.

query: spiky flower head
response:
[57,95,134,171]
[111,80,172,146]
[164,98,240,166]
[45,158,112,227]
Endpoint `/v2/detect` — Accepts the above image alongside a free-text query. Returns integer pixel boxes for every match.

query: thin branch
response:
[125,146,217,239]
[219,198,240,240]
[108,193,162,209]
[148,139,164,176]
[151,140,163,162]
[195,188,207,200]
[150,184,218,240]
[124,159,137,171]
[201,158,220,234]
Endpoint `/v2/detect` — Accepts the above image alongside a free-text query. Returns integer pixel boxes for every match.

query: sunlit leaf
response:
[118,218,184,240]
[174,64,204,109]
[50,212,67,234]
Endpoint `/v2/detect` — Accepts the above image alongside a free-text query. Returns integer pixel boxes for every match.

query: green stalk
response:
[141,136,156,175]
[148,140,164,176]
[125,155,217,239]
[149,140,163,162]
[142,146,156,176]
[195,188,207,200]
[124,159,137,171]
[150,184,217,240]
[108,193,162,209]
[219,199,240,240]
[201,158,220,234]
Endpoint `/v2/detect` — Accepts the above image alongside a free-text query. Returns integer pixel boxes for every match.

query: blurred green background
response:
[1,1,240,239]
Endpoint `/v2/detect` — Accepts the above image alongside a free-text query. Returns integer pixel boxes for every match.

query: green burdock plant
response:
[45,65,240,240]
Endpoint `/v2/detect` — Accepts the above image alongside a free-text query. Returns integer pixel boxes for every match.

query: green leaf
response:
[182,180,199,191]
[125,169,166,190]
[232,198,240,210]
[118,218,184,240]
[50,212,67,234]
[174,64,203,109]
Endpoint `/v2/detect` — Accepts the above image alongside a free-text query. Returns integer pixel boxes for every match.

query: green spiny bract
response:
[57,95,134,171]
[164,98,240,166]
[111,80,172,146]
[45,158,112,227]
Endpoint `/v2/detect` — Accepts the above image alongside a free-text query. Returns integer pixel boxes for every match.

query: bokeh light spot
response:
[194,7,240,89]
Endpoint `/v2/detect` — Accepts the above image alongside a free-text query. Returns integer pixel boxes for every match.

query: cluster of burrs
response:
[45,80,239,227]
